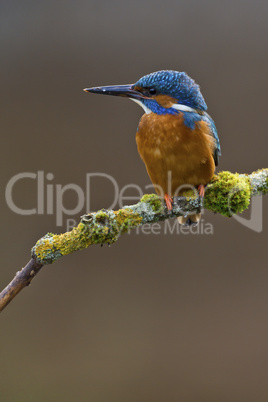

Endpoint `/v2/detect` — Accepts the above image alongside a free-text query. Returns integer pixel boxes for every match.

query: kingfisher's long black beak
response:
[83,84,147,100]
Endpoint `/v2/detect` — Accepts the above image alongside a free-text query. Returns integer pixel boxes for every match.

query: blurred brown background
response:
[1,1,268,401]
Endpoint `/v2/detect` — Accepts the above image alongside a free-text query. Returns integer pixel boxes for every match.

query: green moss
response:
[86,209,143,244]
[83,210,119,245]
[205,171,251,216]
[95,210,110,224]
[140,193,163,213]
[180,188,198,200]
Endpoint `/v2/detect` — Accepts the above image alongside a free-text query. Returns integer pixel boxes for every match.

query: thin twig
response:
[0,258,43,312]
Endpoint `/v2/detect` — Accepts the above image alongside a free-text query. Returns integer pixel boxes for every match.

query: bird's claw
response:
[164,194,173,211]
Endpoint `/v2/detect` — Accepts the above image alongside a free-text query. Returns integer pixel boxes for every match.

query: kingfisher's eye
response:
[149,88,157,95]
[137,86,157,97]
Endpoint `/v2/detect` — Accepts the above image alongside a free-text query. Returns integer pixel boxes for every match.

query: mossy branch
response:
[0,169,267,312]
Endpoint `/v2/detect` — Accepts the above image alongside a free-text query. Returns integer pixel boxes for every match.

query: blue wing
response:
[202,112,221,166]
[182,110,221,166]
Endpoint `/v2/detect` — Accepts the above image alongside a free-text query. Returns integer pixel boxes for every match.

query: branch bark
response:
[1,169,267,313]
[0,259,43,312]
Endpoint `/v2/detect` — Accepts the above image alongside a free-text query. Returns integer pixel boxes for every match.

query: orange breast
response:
[136,113,216,196]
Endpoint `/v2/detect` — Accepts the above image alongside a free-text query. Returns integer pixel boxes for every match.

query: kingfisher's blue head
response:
[84,70,207,116]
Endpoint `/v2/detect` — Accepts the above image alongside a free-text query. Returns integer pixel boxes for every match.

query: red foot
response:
[164,194,173,210]
[198,185,205,198]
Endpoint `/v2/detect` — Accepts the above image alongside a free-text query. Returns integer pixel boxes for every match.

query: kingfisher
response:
[84,70,221,225]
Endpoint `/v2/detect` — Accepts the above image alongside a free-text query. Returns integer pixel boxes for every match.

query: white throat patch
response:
[130,98,152,114]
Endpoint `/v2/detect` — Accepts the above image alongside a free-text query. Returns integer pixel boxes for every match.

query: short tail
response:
[177,213,201,226]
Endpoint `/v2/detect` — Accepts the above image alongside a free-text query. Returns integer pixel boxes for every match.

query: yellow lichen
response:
[31,170,266,265]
